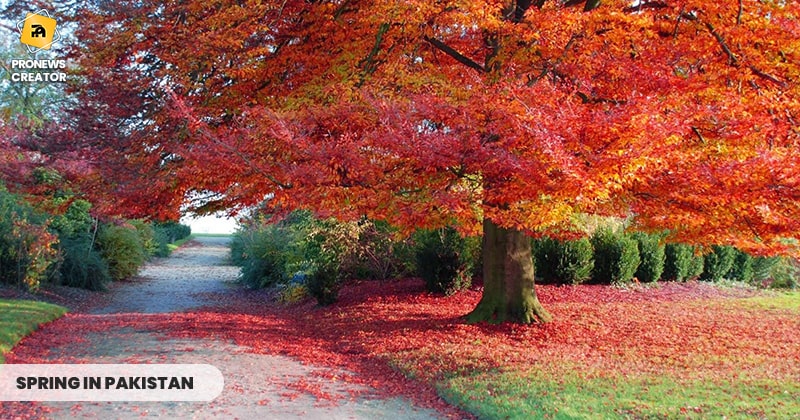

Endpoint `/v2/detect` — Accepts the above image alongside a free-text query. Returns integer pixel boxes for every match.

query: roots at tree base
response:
[465,218,553,324]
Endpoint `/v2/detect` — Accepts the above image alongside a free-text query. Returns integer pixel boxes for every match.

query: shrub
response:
[728,249,755,283]
[533,236,594,285]
[277,283,309,304]
[0,189,59,290]
[532,236,559,283]
[752,256,779,283]
[688,251,705,279]
[664,243,694,282]
[765,257,798,289]
[97,224,147,281]
[50,199,94,238]
[154,221,191,243]
[590,228,640,285]
[413,227,480,295]
[129,220,159,258]
[236,225,292,289]
[57,236,110,290]
[307,259,341,305]
[633,232,666,283]
[700,245,736,282]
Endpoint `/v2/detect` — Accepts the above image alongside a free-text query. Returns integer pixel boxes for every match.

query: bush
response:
[235,225,292,289]
[664,243,694,282]
[590,228,640,285]
[57,236,110,290]
[765,257,798,289]
[633,232,666,283]
[154,221,191,243]
[413,227,480,295]
[700,245,736,282]
[728,249,755,283]
[533,236,594,285]
[277,283,309,304]
[307,259,341,305]
[0,189,59,290]
[96,224,147,281]
[129,220,159,257]
[753,256,779,283]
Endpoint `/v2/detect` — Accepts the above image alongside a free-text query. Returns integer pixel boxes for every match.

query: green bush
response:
[765,257,798,289]
[752,256,779,283]
[728,249,755,283]
[129,220,159,257]
[154,221,191,243]
[0,188,59,290]
[633,232,666,283]
[57,236,110,290]
[97,224,147,281]
[235,225,292,289]
[533,236,594,285]
[700,245,736,282]
[532,236,559,283]
[590,228,640,285]
[307,259,341,306]
[413,227,480,295]
[664,243,694,281]
[50,199,94,238]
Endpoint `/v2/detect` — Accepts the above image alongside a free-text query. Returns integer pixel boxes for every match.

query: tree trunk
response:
[465,219,552,324]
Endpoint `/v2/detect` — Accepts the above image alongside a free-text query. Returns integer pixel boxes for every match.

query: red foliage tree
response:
[64,0,800,322]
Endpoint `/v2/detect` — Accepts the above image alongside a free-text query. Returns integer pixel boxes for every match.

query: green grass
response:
[735,291,800,312]
[167,235,196,252]
[441,370,800,419]
[430,291,800,419]
[0,299,67,363]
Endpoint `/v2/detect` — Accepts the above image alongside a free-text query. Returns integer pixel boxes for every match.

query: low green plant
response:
[277,283,309,304]
[533,236,594,284]
[664,243,694,282]
[700,245,736,282]
[591,228,640,285]
[728,249,755,283]
[414,227,480,295]
[96,224,147,281]
[633,232,666,282]
[236,224,292,289]
[56,236,110,290]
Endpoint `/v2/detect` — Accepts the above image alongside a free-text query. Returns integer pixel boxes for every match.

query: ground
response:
[2,237,458,419]
[3,237,799,419]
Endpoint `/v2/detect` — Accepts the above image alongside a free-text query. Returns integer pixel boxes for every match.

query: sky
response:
[180,212,238,235]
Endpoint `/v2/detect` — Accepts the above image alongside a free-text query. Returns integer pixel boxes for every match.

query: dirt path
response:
[15,237,445,419]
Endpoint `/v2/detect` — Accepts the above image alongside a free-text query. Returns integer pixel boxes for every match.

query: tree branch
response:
[423,36,486,73]
[705,22,738,66]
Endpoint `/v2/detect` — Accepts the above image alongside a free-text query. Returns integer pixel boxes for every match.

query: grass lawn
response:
[431,289,800,419]
[0,299,67,363]
[167,234,197,253]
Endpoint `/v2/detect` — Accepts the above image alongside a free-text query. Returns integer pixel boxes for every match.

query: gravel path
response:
[29,236,444,419]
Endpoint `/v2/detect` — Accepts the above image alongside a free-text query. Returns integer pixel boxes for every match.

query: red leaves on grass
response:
[5,279,799,419]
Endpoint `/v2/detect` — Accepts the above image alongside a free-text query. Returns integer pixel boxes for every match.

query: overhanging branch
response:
[423,35,486,73]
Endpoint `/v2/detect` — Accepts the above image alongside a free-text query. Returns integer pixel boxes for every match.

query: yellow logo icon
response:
[17,10,60,53]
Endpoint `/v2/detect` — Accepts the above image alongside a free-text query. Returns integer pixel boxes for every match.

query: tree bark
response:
[466,218,553,324]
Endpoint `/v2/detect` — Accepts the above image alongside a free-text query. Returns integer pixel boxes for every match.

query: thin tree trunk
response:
[466,219,552,324]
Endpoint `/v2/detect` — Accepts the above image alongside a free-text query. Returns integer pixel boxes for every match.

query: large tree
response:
[62,0,799,322]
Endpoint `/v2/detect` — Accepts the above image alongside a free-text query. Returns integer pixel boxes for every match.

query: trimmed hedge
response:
[590,229,640,285]
[414,227,480,295]
[633,232,666,283]
[533,236,594,285]
[700,245,736,282]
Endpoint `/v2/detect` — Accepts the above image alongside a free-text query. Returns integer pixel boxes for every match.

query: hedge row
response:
[533,230,788,286]
[0,188,191,291]
[231,211,481,305]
